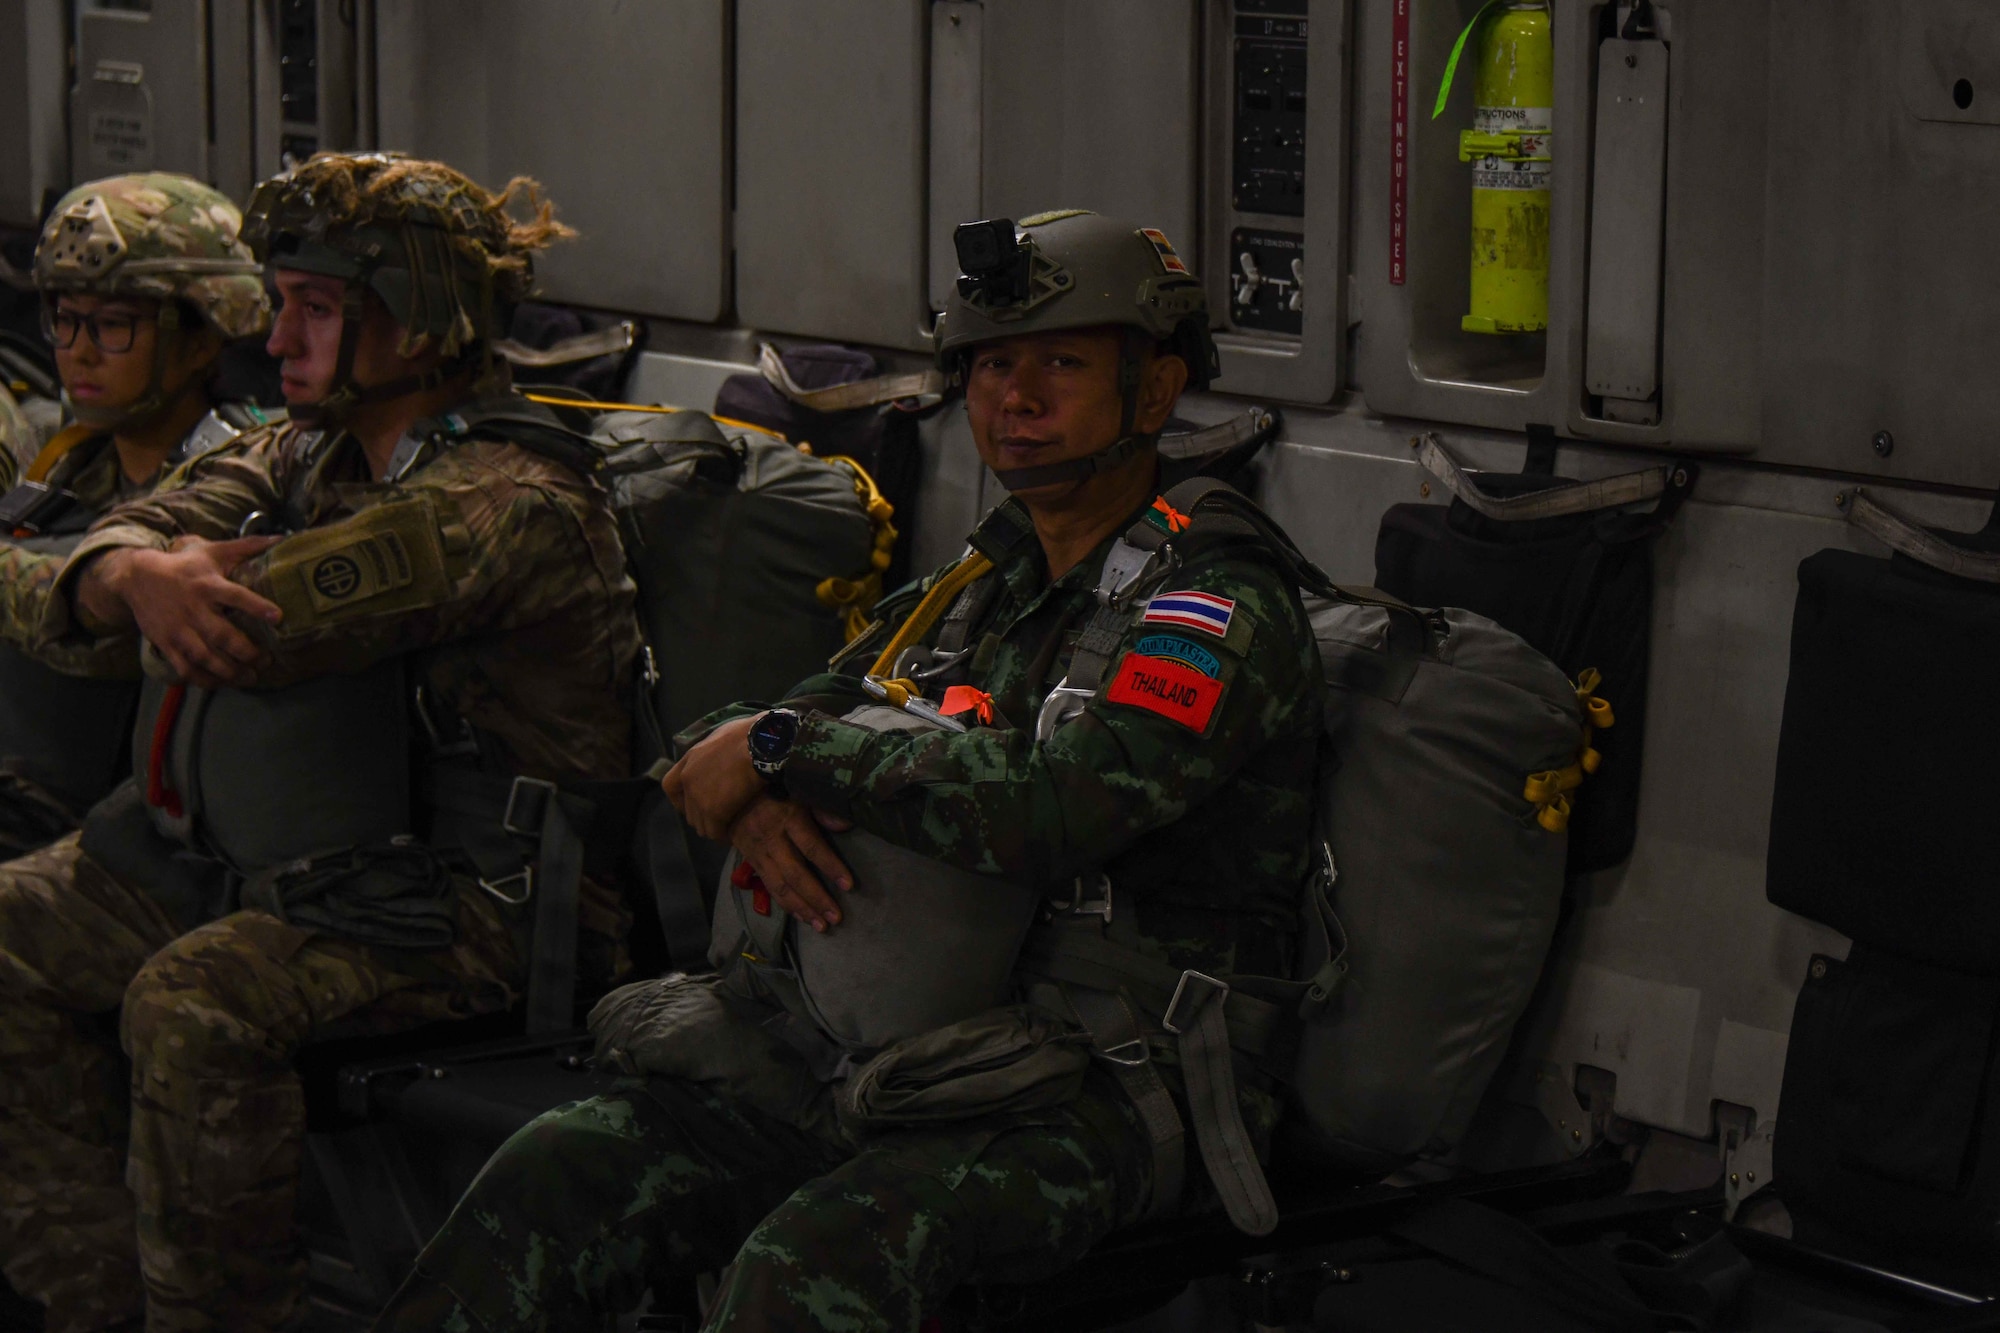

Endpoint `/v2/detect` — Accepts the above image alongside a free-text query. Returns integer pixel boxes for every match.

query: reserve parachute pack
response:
[1015,476,1583,1229]
[708,705,1044,1052]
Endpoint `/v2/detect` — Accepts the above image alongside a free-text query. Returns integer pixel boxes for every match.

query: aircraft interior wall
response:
[5,0,1997,1263]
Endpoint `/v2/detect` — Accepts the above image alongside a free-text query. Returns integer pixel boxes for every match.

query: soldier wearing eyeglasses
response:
[0,173,273,860]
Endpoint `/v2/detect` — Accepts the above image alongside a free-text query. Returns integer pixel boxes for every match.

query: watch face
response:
[751,709,799,763]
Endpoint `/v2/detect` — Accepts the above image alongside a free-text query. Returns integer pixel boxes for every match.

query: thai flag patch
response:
[1141,590,1236,638]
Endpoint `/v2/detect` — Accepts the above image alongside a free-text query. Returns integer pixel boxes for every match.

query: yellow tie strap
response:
[867,551,997,680]
[815,453,901,641]
[1524,668,1618,834]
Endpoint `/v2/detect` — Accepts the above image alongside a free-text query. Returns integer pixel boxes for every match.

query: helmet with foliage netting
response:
[240,152,572,423]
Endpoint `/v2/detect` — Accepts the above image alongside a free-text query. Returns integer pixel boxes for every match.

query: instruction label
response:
[1390,0,1410,284]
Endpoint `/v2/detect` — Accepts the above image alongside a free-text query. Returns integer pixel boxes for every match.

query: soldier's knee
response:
[120,924,301,1076]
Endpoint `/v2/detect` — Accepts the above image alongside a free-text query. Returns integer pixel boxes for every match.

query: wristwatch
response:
[747,708,803,787]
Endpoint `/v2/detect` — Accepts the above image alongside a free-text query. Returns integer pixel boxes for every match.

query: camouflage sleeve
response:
[780,547,1322,888]
[39,428,292,643]
[221,442,628,689]
[0,385,29,491]
[0,542,139,676]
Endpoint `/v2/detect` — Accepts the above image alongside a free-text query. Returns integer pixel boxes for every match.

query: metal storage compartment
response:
[736,0,929,349]
[926,0,1201,311]
[375,0,730,323]
[0,0,70,227]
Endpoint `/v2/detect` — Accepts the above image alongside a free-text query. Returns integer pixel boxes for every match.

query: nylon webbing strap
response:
[1847,487,2000,584]
[1016,927,1290,1059]
[1157,405,1281,462]
[526,789,585,1033]
[496,320,637,369]
[644,795,713,972]
[1416,432,1671,522]
[1059,985,1186,1224]
[933,572,1002,657]
[992,432,1151,492]
[757,341,947,412]
[1172,976,1278,1236]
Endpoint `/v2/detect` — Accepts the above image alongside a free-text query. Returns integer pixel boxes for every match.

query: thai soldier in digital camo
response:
[373,210,1326,1332]
[0,152,641,1332]
[0,173,273,857]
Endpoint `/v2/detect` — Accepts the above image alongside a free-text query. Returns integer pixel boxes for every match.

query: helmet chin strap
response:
[991,328,1156,492]
[289,280,483,429]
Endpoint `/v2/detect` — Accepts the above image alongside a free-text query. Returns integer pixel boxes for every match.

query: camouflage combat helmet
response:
[240,151,572,425]
[933,209,1220,491]
[34,173,269,429]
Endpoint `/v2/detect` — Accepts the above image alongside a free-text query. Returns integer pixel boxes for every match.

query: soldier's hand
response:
[729,793,854,931]
[82,538,282,686]
[661,717,765,840]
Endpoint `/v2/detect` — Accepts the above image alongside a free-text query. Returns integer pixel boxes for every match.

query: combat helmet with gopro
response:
[933,209,1220,491]
[239,151,571,427]
[33,173,269,431]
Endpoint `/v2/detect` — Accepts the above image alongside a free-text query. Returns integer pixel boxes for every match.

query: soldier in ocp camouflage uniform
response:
[0,153,640,1333]
[0,174,273,858]
[374,211,1325,1332]
[0,382,32,488]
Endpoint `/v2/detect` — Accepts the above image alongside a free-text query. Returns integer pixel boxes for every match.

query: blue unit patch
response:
[1134,634,1221,678]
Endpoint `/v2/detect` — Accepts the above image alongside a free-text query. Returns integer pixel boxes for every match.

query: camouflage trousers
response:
[372,1067,1157,1333]
[0,832,536,1333]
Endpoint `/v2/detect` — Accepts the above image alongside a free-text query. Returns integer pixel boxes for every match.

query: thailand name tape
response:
[1107,653,1224,732]
[1134,633,1221,678]
[1141,589,1236,638]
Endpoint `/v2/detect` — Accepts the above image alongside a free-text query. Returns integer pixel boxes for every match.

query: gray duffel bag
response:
[1292,598,1581,1170]
[709,704,1043,1052]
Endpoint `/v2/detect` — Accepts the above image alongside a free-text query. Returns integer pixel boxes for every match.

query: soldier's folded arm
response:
[45,443,287,643]
[217,466,606,688]
[779,555,1315,887]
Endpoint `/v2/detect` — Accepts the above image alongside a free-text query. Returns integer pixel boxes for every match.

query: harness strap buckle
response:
[501,776,559,837]
[478,865,534,905]
[1163,970,1230,1036]
[1097,1037,1151,1067]
[1048,872,1113,924]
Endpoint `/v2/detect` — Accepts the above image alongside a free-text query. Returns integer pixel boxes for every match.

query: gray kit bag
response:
[1296,599,1580,1170]
[1023,476,1584,1205]
[709,705,1043,1052]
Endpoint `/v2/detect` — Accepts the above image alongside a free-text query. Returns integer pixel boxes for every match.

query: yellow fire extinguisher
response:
[1435,1,1552,334]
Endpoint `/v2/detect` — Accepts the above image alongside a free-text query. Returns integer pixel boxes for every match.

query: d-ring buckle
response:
[478,866,534,905]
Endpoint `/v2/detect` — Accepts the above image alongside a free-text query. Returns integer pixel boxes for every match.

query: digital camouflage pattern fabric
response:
[748,494,1324,988]
[374,1070,1155,1333]
[36,172,269,339]
[373,491,1323,1330]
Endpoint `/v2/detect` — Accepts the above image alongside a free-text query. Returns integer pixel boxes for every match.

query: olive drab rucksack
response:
[1018,477,1586,1232]
[584,406,895,743]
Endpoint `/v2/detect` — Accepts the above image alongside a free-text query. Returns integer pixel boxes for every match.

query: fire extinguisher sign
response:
[1390,0,1410,285]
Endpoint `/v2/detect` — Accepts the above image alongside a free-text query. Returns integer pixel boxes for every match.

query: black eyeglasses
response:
[42,306,143,353]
